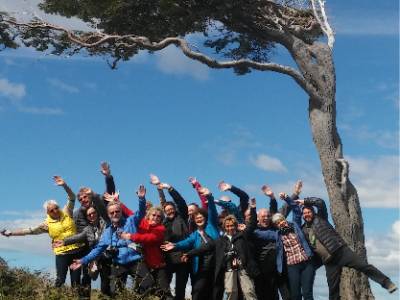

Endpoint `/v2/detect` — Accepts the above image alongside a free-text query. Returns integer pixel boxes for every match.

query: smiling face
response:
[188,204,198,219]
[78,192,92,208]
[258,209,271,228]
[47,203,61,219]
[86,207,98,224]
[164,204,176,220]
[302,207,314,223]
[147,207,163,226]
[275,219,289,229]
[107,204,122,225]
[194,213,206,229]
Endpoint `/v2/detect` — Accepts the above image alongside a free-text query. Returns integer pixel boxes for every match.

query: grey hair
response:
[271,213,285,224]
[43,199,59,212]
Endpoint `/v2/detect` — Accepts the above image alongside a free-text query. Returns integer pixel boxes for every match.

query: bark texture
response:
[288,37,375,300]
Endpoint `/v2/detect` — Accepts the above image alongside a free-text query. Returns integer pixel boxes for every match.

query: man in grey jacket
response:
[295,197,397,300]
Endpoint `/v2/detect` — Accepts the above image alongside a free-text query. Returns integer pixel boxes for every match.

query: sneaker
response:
[387,282,398,293]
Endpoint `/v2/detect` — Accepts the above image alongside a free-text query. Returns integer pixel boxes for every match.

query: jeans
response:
[191,270,213,300]
[224,269,257,300]
[109,260,140,296]
[326,246,392,300]
[287,260,315,300]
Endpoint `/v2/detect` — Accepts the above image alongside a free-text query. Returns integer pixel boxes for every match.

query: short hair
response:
[272,213,286,224]
[146,206,164,221]
[107,201,121,210]
[163,201,176,210]
[195,208,208,219]
[43,199,58,212]
[222,215,238,229]
[188,202,199,208]
[78,187,92,198]
[257,208,271,218]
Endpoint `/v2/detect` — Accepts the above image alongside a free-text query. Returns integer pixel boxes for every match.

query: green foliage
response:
[0,261,161,300]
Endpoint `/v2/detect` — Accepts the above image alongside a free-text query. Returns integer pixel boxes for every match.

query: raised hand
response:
[53,175,65,186]
[218,181,232,192]
[261,185,274,198]
[150,174,161,185]
[294,180,303,195]
[100,161,111,176]
[160,242,175,251]
[158,183,171,190]
[70,259,82,271]
[136,184,146,198]
[198,187,211,196]
[279,192,288,200]
[104,192,120,202]
[52,240,64,248]
[249,197,256,208]
[295,199,305,206]
[0,229,11,237]
[188,177,198,185]
[119,232,131,240]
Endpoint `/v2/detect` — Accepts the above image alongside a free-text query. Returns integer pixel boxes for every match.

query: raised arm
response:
[219,181,249,216]
[104,192,134,217]
[261,184,278,214]
[199,187,218,228]
[189,177,208,209]
[53,175,76,217]
[280,193,302,226]
[301,197,328,220]
[161,183,189,221]
[243,198,257,236]
[149,174,167,208]
[134,184,147,226]
[101,161,116,195]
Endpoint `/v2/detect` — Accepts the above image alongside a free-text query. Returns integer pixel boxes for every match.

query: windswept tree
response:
[0,1,376,298]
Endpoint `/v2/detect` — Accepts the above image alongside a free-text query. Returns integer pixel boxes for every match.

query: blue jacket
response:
[253,221,313,273]
[215,200,244,223]
[81,197,146,265]
[175,194,220,274]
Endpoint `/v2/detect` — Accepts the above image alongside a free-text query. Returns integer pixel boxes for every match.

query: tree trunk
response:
[290,39,375,299]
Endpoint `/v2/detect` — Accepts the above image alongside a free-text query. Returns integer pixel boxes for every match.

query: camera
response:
[104,245,119,259]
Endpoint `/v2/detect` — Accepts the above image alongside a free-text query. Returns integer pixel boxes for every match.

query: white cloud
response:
[347,155,399,208]
[48,78,79,94]
[16,105,64,115]
[156,45,209,80]
[250,153,287,173]
[0,78,26,99]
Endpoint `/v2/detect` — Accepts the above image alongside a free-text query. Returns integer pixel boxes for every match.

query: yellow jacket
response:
[47,211,84,255]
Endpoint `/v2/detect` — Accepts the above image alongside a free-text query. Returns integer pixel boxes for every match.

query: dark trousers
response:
[326,246,391,300]
[151,268,173,299]
[98,257,112,296]
[287,260,315,300]
[166,263,190,300]
[55,251,82,287]
[191,270,213,300]
[109,260,140,296]
[255,255,280,300]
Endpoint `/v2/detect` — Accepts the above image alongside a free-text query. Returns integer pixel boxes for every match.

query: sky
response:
[0,0,398,299]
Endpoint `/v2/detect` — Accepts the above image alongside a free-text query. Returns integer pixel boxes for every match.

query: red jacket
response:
[131,218,166,269]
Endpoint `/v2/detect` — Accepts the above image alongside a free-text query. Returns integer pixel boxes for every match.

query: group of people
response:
[1,162,397,300]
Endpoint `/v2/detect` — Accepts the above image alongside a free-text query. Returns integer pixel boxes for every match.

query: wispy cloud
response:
[340,124,399,150]
[250,153,287,173]
[16,105,64,115]
[47,78,79,94]
[0,78,26,99]
[331,9,398,36]
[156,45,209,80]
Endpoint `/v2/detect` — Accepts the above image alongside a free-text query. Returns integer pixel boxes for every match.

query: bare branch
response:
[311,0,335,49]
[2,17,321,99]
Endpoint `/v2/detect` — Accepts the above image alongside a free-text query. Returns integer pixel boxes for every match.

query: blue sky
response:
[0,1,398,299]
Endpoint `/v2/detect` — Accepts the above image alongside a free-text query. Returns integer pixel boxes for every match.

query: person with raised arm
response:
[183,197,259,300]
[120,206,173,299]
[74,161,117,232]
[70,185,147,296]
[1,176,86,290]
[218,180,250,222]
[292,196,398,299]
[53,205,110,296]
[161,187,219,300]
[149,174,191,300]
[252,182,302,300]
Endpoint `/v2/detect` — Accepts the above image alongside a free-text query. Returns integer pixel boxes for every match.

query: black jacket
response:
[302,197,346,256]
[187,205,260,300]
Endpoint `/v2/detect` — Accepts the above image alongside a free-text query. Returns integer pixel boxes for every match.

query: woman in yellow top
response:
[1,175,85,288]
